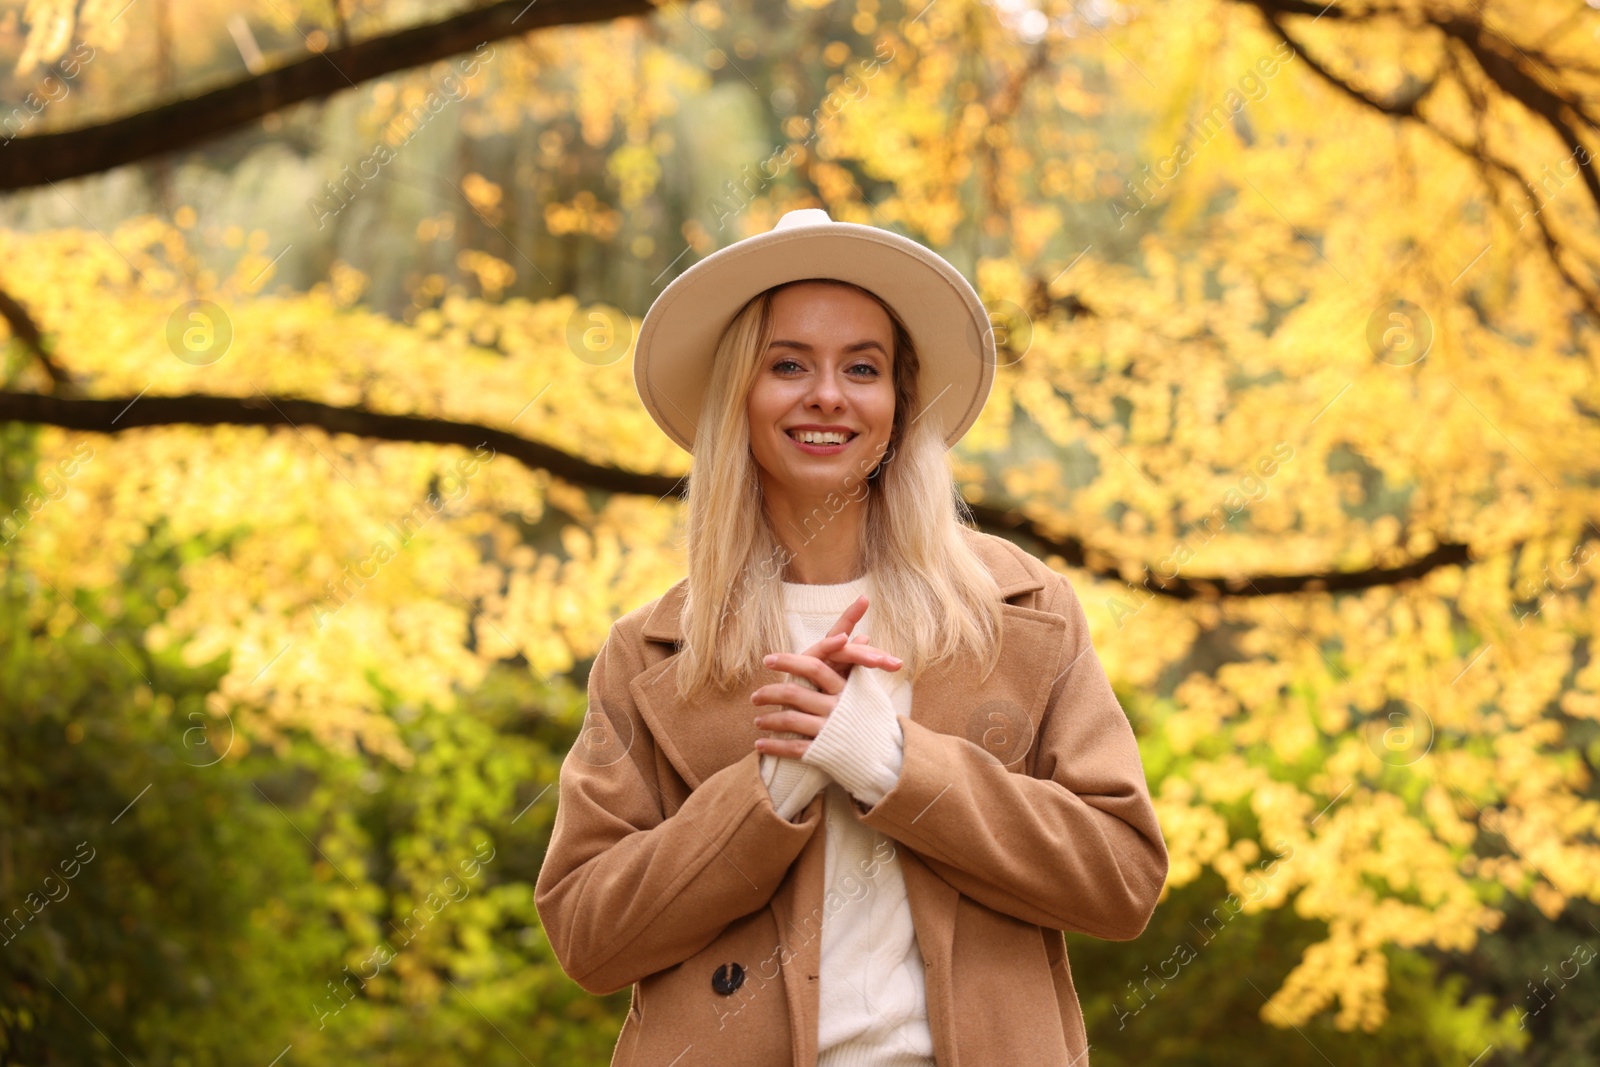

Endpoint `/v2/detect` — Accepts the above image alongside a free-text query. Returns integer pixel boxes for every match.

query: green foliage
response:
[0,439,342,1063]
[1069,870,1531,1066]
[0,426,624,1064]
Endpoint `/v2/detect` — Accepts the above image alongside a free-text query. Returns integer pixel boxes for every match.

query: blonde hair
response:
[673,277,1004,703]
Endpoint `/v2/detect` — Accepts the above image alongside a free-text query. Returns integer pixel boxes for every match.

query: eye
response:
[768,356,881,376]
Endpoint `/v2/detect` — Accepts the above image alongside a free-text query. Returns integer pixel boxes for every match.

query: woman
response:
[533,209,1168,1066]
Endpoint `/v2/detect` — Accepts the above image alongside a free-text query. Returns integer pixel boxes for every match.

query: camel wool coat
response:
[533,526,1169,1066]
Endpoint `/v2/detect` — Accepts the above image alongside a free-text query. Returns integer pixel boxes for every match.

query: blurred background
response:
[2,0,1599,1062]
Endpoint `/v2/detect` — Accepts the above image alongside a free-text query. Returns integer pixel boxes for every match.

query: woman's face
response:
[746,281,896,506]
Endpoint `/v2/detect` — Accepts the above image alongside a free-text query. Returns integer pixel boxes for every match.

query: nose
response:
[805,367,846,412]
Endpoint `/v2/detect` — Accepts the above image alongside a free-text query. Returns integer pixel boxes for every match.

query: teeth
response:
[790,430,852,445]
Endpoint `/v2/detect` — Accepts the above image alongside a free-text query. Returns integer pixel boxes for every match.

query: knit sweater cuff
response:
[760,749,831,822]
[799,666,904,805]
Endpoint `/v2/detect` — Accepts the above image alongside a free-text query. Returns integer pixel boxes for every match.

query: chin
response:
[774,467,850,498]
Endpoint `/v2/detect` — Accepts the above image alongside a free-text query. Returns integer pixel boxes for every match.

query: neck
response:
[764,487,870,585]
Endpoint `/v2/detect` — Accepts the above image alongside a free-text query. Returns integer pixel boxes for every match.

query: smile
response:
[786,429,856,446]
[785,429,858,457]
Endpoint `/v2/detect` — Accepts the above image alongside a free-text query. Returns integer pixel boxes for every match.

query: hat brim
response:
[634,219,997,454]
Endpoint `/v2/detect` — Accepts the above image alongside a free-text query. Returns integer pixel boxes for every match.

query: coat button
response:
[711,962,745,995]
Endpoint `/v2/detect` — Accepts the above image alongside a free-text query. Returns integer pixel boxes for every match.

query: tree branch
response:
[0,0,656,192]
[0,288,72,392]
[1434,15,1600,209]
[1247,4,1600,317]
[1259,13,1422,118]
[0,388,1475,598]
[0,389,679,497]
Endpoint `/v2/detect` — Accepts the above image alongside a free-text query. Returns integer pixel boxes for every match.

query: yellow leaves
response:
[1151,780,1231,892]
[606,143,662,209]
[999,457,1060,503]
[14,0,76,77]
[1247,791,1500,1027]
[543,190,622,239]
[1530,880,1568,921]
[450,16,707,150]
[459,173,504,225]
[455,250,515,301]
[689,0,724,30]
[821,40,853,67]
[1207,835,1289,917]
[321,260,369,308]
[1167,674,1240,755]
[0,216,715,768]
[1422,784,1478,849]
[1193,753,1273,807]
[1559,687,1600,721]
[1008,201,1062,264]
[1127,734,1526,1029]
[414,214,456,246]
[1489,793,1600,905]
[1264,930,1392,1032]
[485,495,685,674]
[8,0,1600,1040]
[974,255,1025,306]
[545,481,596,526]
[811,161,861,210]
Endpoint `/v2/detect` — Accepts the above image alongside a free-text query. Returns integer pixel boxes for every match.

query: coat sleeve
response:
[534,622,824,995]
[856,571,1169,941]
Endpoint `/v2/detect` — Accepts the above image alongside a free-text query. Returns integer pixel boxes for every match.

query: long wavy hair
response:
[673,277,1004,703]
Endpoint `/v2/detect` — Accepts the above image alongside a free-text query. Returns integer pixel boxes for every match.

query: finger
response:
[824,595,869,641]
[798,631,851,660]
[752,707,826,738]
[827,632,873,653]
[756,736,811,760]
[819,633,870,668]
[827,642,903,671]
[822,633,879,679]
[768,633,857,694]
[751,682,835,717]
[763,652,846,695]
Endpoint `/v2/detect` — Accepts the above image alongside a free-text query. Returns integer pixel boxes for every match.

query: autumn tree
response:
[3,0,1599,1062]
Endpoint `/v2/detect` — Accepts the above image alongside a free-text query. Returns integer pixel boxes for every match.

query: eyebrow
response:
[767,339,889,355]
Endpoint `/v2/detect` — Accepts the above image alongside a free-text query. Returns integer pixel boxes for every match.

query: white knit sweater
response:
[759,574,936,1067]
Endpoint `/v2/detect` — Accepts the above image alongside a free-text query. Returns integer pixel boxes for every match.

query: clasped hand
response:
[751,594,902,759]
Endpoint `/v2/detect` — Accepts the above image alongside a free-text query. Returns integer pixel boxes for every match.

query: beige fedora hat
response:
[633,208,997,454]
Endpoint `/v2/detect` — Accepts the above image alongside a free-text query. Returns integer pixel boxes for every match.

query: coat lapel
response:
[625,528,1071,1067]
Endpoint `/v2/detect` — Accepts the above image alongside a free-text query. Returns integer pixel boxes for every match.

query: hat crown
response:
[773,207,832,231]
